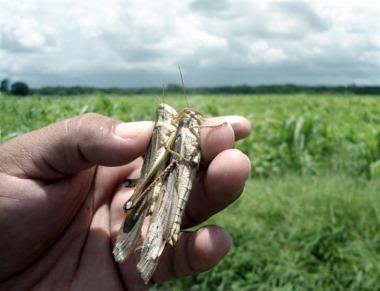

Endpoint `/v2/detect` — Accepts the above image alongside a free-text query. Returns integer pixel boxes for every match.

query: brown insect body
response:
[113,103,202,283]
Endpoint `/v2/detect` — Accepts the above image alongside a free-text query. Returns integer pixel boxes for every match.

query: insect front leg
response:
[190,120,228,143]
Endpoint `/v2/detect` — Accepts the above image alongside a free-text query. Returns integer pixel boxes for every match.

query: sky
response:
[0,0,379,88]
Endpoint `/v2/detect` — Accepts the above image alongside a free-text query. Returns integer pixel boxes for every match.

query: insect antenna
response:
[178,64,189,108]
[154,92,161,108]
[161,84,166,104]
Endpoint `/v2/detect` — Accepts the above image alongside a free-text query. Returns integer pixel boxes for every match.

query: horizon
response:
[3,79,380,90]
[29,83,380,90]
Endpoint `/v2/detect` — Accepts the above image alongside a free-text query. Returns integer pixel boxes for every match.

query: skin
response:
[0,113,251,291]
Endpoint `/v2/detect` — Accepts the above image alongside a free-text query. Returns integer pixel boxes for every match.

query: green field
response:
[1,93,380,290]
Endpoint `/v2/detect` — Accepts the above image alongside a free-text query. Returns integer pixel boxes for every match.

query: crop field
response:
[1,93,380,290]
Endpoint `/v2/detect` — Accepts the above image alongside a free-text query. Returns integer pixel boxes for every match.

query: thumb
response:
[0,113,153,179]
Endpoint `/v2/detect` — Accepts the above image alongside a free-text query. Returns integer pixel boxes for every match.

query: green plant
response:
[10,82,29,96]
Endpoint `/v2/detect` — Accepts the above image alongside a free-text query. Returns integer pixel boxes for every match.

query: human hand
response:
[0,112,251,290]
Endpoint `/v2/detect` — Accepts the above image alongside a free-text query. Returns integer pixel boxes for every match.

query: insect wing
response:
[136,110,202,283]
[168,110,202,245]
[113,194,149,262]
[124,104,178,210]
[137,163,178,283]
[113,104,177,263]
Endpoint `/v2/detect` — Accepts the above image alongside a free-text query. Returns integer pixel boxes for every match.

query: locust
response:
[113,102,204,283]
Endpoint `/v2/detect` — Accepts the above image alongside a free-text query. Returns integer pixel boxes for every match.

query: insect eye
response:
[123,178,137,188]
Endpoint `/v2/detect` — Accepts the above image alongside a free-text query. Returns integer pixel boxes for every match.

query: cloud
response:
[274,1,330,32]
[0,13,56,53]
[190,0,230,15]
[0,0,379,87]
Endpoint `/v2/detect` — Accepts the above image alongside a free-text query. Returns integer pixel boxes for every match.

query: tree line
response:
[1,79,30,96]
[1,79,380,96]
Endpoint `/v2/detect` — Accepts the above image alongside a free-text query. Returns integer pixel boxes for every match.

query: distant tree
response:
[10,82,29,96]
[166,83,182,93]
[1,78,9,93]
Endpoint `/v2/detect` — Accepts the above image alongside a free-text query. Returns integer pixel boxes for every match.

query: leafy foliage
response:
[31,84,380,96]
[10,82,29,96]
[1,79,9,93]
[1,93,380,178]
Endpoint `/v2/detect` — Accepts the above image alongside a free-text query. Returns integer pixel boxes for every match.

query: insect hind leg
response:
[165,147,198,167]
[190,121,228,142]
[123,160,177,212]
[191,121,228,130]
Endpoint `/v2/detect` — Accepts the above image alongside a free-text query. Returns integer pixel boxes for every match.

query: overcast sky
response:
[0,0,379,87]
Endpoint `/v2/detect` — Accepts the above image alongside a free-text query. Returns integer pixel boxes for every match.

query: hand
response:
[0,112,251,290]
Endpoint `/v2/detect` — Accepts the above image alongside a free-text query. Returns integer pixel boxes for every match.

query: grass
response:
[158,174,380,290]
[1,92,380,289]
[2,93,380,178]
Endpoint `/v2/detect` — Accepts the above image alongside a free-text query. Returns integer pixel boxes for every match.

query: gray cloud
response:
[273,1,330,32]
[190,0,230,13]
[0,0,379,87]
[1,31,39,53]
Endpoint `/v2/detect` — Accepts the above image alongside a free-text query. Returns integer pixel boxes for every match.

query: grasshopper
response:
[113,103,203,283]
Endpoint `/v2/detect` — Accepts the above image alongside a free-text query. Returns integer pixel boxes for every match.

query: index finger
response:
[201,115,251,165]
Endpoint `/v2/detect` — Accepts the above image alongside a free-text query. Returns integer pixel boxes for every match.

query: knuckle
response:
[79,112,104,123]
[58,113,115,152]
[73,112,110,134]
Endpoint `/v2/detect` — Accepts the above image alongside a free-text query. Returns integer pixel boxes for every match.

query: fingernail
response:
[114,121,152,139]
[244,154,252,180]
[223,116,243,126]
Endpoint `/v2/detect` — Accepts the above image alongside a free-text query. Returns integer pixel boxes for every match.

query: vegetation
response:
[2,93,378,178]
[1,92,380,289]
[10,82,30,96]
[29,84,380,96]
[159,175,380,290]
[0,79,9,93]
